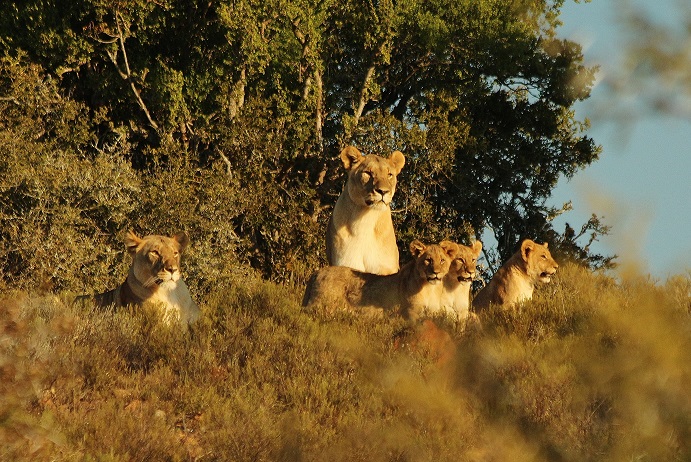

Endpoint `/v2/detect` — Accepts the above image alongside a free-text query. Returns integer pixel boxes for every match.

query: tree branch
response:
[0,96,19,105]
[314,68,324,147]
[112,11,159,131]
[353,64,376,126]
[215,147,233,176]
[229,66,246,121]
[290,16,323,149]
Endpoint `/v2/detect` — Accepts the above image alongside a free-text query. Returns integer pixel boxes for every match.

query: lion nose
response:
[375,187,389,197]
[164,264,178,274]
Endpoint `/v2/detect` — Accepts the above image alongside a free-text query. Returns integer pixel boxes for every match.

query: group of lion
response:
[82,146,558,329]
[302,146,559,328]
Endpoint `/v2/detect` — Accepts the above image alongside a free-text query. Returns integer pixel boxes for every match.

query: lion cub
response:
[440,240,483,321]
[472,239,558,311]
[84,230,200,327]
[326,145,405,276]
[303,240,456,319]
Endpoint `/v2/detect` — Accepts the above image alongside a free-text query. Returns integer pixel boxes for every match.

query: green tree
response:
[1,0,610,285]
[320,0,604,266]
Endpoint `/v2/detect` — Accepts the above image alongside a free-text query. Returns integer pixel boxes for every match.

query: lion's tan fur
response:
[472,239,558,311]
[440,240,483,320]
[303,240,455,320]
[88,230,200,326]
[326,146,405,276]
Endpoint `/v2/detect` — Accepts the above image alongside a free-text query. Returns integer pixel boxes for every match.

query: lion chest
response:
[400,275,445,321]
[509,279,534,305]
[495,267,535,307]
[440,281,472,318]
[150,280,200,325]
[330,207,399,275]
[408,283,444,310]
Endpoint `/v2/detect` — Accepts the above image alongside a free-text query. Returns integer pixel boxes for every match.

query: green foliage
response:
[0,55,324,293]
[0,0,610,286]
[0,55,139,292]
[2,265,690,460]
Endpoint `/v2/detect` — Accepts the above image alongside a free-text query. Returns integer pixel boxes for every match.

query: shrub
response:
[1,264,689,461]
[0,57,323,297]
[0,56,140,292]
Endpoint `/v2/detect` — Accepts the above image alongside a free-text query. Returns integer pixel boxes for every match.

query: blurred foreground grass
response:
[1,264,690,461]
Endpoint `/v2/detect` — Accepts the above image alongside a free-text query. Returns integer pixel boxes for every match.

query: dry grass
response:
[1,263,689,461]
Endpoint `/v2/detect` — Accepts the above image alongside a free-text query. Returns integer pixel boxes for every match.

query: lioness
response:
[326,145,405,275]
[472,239,558,311]
[440,240,483,321]
[84,230,200,326]
[303,240,455,320]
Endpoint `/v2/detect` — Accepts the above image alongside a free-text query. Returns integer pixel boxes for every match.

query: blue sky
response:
[549,0,691,278]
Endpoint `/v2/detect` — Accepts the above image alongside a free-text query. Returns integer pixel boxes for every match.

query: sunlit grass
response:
[1,263,689,461]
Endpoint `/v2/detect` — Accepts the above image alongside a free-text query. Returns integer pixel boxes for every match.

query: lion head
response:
[447,240,483,283]
[520,239,559,284]
[125,230,189,288]
[341,146,405,210]
[409,240,455,285]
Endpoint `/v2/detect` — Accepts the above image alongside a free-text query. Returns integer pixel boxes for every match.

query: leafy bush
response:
[0,55,140,292]
[0,56,323,296]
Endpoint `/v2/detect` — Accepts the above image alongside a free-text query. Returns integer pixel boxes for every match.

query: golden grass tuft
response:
[0,263,689,461]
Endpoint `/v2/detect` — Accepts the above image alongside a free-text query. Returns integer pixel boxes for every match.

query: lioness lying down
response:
[326,145,406,276]
[82,230,200,326]
[303,240,456,320]
[472,238,558,311]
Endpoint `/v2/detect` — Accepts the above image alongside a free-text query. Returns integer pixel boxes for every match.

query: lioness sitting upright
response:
[326,145,405,276]
[86,230,200,326]
[303,240,456,320]
[472,239,558,311]
[440,240,483,321]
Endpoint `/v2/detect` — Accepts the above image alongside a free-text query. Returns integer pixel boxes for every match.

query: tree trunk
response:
[353,64,376,127]
[314,68,324,148]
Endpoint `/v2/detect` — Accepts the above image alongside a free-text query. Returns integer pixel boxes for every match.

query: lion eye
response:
[440,258,445,264]
[149,250,160,258]
[387,172,393,178]
[361,171,371,182]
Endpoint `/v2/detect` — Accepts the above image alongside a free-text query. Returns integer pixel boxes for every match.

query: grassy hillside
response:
[1,263,689,461]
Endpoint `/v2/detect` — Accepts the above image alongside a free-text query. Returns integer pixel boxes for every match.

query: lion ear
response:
[543,242,549,249]
[520,239,536,262]
[389,151,405,174]
[173,232,189,252]
[409,239,426,257]
[340,146,363,171]
[124,230,142,255]
[439,240,458,258]
[472,240,483,255]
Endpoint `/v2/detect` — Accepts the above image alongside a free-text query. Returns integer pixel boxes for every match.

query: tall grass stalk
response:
[1,264,689,461]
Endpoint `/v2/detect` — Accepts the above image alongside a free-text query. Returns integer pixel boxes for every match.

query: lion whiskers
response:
[142,275,162,288]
